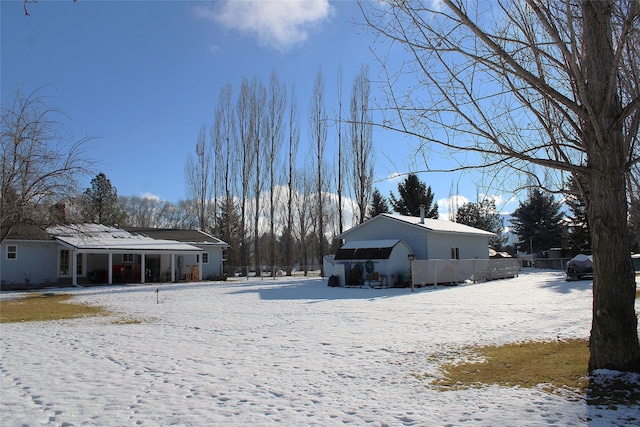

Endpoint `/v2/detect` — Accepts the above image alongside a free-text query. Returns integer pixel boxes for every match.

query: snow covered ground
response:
[1,270,639,426]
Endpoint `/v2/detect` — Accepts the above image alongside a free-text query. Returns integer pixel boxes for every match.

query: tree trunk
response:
[584,0,640,372]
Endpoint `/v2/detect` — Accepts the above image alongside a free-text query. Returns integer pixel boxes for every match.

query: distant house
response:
[126,228,228,281]
[1,224,228,290]
[331,213,496,286]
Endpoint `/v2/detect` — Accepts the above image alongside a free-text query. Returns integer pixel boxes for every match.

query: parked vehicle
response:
[632,254,640,274]
[566,254,593,281]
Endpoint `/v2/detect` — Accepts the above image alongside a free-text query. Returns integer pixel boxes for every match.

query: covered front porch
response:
[76,251,202,285]
[49,224,203,286]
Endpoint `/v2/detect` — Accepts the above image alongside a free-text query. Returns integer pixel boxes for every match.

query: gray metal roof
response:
[47,224,203,253]
[126,228,228,246]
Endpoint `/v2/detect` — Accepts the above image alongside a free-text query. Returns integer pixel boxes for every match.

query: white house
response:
[332,212,497,286]
[1,224,228,290]
[336,213,495,260]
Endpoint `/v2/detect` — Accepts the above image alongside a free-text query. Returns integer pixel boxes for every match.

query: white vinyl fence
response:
[411,258,520,286]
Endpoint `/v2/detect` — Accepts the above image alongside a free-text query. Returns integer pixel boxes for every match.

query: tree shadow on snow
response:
[536,272,593,294]
[227,278,431,302]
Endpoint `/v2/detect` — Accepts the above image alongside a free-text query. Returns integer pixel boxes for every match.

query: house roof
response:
[335,239,406,260]
[47,224,203,253]
[126,228,228,247]
[2,223,52,241]
[337,213,496,239]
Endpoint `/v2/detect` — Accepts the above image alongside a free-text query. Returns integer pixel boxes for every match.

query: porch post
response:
[141,253,146,284]
[71,249,78,286]
[171,254,175,282]
[108,253,113,284]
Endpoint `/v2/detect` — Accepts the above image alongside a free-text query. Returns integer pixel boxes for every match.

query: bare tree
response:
[362,0,640,372]
[185,124,213,231]
[294,168,314,276]
[349,63,374,225]
[1,87,92,241]
[212,83,238,251]
[309,68,329,274]
[236,77,257,275]
[250,78,267,276]
[265,70,287,275]
[335,65,348,234]
[283,86,300,275]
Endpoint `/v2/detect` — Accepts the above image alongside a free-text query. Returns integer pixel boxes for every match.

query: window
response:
[6,245,17,260]
[60,249,70,275]
[7,245,17,259]
[59,251,83,276]
[202,253,209,264]
[450,247,460,260]
[123,253,134,263]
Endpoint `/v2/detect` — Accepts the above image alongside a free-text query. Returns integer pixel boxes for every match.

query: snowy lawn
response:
[1,270,639,426]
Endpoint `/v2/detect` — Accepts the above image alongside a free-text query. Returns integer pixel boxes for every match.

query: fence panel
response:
[411,259,519,286]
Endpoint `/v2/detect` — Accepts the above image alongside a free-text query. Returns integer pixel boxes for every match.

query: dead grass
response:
[0,292,144,324]
[427,339,590,394]
[421,339,640,406]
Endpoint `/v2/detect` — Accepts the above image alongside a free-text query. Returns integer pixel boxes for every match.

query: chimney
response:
[419,204,425,224]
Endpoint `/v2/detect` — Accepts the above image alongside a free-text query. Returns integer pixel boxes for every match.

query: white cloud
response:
[437,195,470,221]
[140,192,162,202]
[195,0,333,52]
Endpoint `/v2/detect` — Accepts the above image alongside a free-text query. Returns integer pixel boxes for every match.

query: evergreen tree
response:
[389,174,438,218]
[82,173,126,226]
[511,188,566,254]
[563,175,591,255]
[212,197,242,272]
[455,198,505,248]
[367,187,390,219]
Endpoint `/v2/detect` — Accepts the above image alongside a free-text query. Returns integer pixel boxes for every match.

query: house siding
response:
[337,215,491,260]
[427,233,491,260]
[341,218,430,258]
[199,246,225,280]
[1,241,59,286]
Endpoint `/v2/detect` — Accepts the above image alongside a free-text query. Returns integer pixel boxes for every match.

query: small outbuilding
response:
[335,213,495,261]
[333,239,412,287]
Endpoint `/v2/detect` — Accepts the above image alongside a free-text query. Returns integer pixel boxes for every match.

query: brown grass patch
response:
[427,339,590,394]
[0,293,144,324]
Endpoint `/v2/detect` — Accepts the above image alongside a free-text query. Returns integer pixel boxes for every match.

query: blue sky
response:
[1,0,519,218]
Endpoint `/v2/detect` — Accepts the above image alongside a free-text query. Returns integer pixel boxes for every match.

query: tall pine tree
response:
[563,175,591,255]
[367,187,390,219]
[82,173,126,226]
[511,188,566,254]
[390,174,438,218]
[455,198,505,248]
